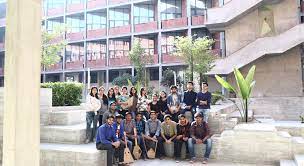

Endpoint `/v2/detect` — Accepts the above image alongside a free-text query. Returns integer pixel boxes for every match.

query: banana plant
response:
[215,65,256,123]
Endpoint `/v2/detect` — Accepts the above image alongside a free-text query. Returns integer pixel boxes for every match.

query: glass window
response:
[87,42,106,60]
[161,32,184,55]
[87,12,106,30]
[109,8,130,28]
[135,36,155,55]
[109,39,130,58]
[66,16,85,32]
[160,0,182,20]
[65,44,85,62]
[191,0,206,16]
[47,20,64,33]
[47,0,64,9]
[134,4,154,24]
[67,0,83,4]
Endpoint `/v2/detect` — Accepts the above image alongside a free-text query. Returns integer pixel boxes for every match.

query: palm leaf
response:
[234,68,249,99]
[245,65,256,85]
[215,75,236,93]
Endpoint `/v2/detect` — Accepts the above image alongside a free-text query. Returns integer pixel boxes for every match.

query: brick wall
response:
[108,25,131,36]
[65,61,84,70]
[87,29,107,39]
[45,63,63,72]
[87,0,107,10]
[47,7,64,16]
[134,21,158,33]
[162,17,187,29]
[66,3,84,13]
[87,59,106,68]
[66,32,85,41]
[108,56,131,66]
[191,15,205,26]
[162,54,184,64]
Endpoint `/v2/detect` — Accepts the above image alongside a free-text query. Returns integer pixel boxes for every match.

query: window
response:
[109,8,130,28]
[66,16,85,32]
[87,12,107,30]
[160,0,182,20]
[109,70,119,82]
[192,28,209,39]
[65,45,85,62]
[134,4,154,24]
[161,32,184,55]
[87,42,106,61]
[191,0,206,16]
[47,19,64,32]
[150,68,159,80]
[109,39,130,59]
[67,0,83,4]
[135,36,155,55]
[47,0,64,9]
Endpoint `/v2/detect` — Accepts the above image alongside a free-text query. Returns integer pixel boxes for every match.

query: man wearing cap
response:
[167,85,182,122]
[113,114,132,161]
[144,111,164,159]
[96,115,124,166]
[102,102,119,124]
[188,112,212,164]
[174,114,191,162]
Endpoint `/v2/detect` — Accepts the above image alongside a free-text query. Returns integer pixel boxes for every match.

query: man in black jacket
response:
[174,114,191,162]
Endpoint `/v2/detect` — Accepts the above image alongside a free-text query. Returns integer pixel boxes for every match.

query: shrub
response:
[211,91,224,105]
[112,73,138,87]
[41,82,83,106]
[161,69,182,87]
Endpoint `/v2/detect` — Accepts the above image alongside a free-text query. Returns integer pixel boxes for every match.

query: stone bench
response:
[163,141,207,159]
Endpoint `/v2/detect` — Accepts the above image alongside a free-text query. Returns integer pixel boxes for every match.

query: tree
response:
[129,39,153,86]
[174,36,215,85]
[215,65,256,123]
[161,69,182,87]
[42,27,67,68]
[112,73,137,87]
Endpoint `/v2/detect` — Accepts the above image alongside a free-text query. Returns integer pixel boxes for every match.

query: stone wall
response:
[225,0,299,56]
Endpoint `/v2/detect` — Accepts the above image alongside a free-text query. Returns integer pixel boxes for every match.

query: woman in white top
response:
[85,86,101,144]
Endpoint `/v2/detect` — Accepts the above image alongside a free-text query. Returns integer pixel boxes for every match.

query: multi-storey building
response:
[0,0,304,97]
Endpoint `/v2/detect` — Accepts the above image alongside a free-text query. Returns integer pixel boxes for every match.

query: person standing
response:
[182,81,197,122]
[144,111,164,159]
[98,86,108,126]
[96,115,124,166]
[196,82,212,123]
[107,87,116,104]
[174,114,191,162]
[158,91,168,122]
[128,87,139,118]
[117,86,129,117]
[137,87,150,120]
[167,85,182,122]
[85,86,101,144]
[188,113,212,164]
[148,93,163,121]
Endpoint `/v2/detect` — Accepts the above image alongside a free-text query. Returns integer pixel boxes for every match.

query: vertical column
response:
[3,0,41,165]
[157,32,162,88]
[106,69,109,89]
[131,3,134,33]
[220,31,226,58]
[187,0,191,36]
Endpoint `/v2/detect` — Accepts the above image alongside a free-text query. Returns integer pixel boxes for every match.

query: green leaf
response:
[234,68,249,99]
[215,75,236,93]
[245,65,256,85]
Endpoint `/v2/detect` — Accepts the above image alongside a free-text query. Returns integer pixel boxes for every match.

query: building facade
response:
[0,0,303,97]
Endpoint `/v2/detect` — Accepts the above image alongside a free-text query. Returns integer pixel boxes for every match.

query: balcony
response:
[109,56,131,66]
[108,0,129,5]
[87,59,107,68]
[161,17,187,29]
[66,3,85,13]
[0,43,4,51]
[49,35,65,44]
[147,54,159,64]
[191,15,205,26]
[66,32,85,42]
[87,0,107,10]
[65,60,84,70]
[109,25,131,36]
[134,21,158,33]
[87,28,107,39]
[45,62,63,72]
[162,54,184,64]
[47,7,64,17]
[0,18,5,27]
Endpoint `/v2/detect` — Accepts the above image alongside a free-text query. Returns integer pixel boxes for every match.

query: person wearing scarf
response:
[174,114,191,163]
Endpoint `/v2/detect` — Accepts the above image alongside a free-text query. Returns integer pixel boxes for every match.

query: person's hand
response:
[112,141,120,148]
[196,139,203,144]
[152,136,158,142]
[183,137,188,141]
[165,139,171,143]
[176,135,183,140]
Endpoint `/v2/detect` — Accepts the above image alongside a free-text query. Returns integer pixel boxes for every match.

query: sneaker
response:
[85,139,90,144]
[202,158,208,164]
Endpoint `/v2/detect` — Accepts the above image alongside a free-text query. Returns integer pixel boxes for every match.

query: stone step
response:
[49,109,86,125]
[41,123,87,144]
[228,110,253,122]
[294,155,304,166]
[40,143,106,166]
[280,160,297,166]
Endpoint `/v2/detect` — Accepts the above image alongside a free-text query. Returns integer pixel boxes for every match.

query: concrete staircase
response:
[280,154,304,166]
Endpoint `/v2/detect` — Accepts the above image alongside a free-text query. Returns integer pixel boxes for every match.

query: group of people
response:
[85,81,212,166]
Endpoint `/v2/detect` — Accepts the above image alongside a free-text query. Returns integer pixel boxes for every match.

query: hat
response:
[115,114,124,119]
[164,114,172,120]
[125,112,132,117]
[194,112,203,118]
[109,101,116,106]
[170,85,178,90]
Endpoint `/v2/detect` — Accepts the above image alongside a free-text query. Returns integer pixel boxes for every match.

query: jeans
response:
[86,111,98,141]
[187,138,212,159]
[196,108,210,123]
[174,138,189,159]
[96,142,124,166]
[144,134,164,158]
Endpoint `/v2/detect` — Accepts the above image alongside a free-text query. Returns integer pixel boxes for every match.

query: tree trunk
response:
[245,99,248,123]
[199,73,203,91]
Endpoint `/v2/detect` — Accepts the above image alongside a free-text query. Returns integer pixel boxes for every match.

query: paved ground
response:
[130,159,274,166]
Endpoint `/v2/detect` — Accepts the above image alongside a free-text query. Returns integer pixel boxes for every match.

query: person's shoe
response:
[189,157,196,163]
[159,156,164,160]
[85,139,90,144]
[143,156,147,161]
[202,158,208,164]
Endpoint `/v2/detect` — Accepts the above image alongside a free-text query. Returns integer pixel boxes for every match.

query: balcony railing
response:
[134,21,158,33]
[162,54,184,64]
[109,56,131,66]
[87,28,107,39]
[87,0,107,9]
[0,18,5,27]
[108,0,129,5]
[66,32,85,41]
[47,7,64,16]
[66,3,85,13]
[45,62,63,72]
[65,60,84,70]
[161,17,188,29]
[109,25,131,36]
[191,15,205,26]
[87,59,107,68]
